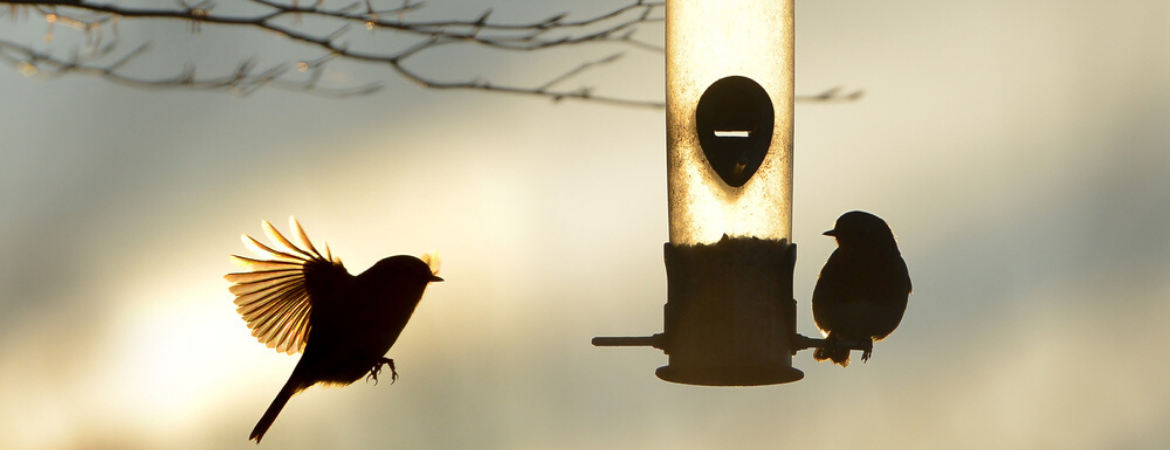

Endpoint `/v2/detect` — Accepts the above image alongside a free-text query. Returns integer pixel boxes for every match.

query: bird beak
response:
[823,229,837,236]
[429,275,444,283]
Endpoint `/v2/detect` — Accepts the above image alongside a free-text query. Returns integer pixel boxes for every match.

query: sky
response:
[2,0,1169,449]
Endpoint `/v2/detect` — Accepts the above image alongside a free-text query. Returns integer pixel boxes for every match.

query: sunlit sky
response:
[2,0,1169,449]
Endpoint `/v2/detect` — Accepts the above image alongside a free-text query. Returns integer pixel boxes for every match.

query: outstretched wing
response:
[421,251,441,276]
[225,217,346,355]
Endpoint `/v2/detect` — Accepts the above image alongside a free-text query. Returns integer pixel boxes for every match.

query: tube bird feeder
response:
[593,0,802,386]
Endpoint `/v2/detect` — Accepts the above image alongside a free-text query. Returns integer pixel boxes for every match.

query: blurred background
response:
[2,0,1169,448]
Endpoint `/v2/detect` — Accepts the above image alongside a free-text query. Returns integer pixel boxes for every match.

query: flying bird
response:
[226,217,442,442]
[812,211,911,367]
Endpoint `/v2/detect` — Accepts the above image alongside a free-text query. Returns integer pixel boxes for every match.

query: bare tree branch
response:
[0,0,862,106]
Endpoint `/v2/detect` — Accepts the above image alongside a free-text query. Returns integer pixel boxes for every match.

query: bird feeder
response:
[594,0,802,385]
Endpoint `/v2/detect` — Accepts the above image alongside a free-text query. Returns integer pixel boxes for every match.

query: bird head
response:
[366,255,445,285]
[824,210,899,250]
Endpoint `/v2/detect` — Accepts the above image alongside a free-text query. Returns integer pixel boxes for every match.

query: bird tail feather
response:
[250,378,300,443]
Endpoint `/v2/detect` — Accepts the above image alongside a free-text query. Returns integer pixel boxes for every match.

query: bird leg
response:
[860,338,875,363]
[366,358,398,385]
[825,333,841,355]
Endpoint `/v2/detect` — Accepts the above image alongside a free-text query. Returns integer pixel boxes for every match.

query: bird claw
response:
[860,339,874,363]
[366,358,398,385]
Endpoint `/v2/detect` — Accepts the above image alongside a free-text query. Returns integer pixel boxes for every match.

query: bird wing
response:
[421,251,441,276]
[226,217,346,355]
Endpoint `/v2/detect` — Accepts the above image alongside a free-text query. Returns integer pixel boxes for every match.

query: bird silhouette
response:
[226,217,442,442]
[812,211,911,367]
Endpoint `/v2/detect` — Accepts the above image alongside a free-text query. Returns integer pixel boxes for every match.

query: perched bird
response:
[226,217,442,442]
[812,211,911,367]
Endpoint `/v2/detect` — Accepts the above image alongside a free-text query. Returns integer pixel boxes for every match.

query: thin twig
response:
[1,0,860,106]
